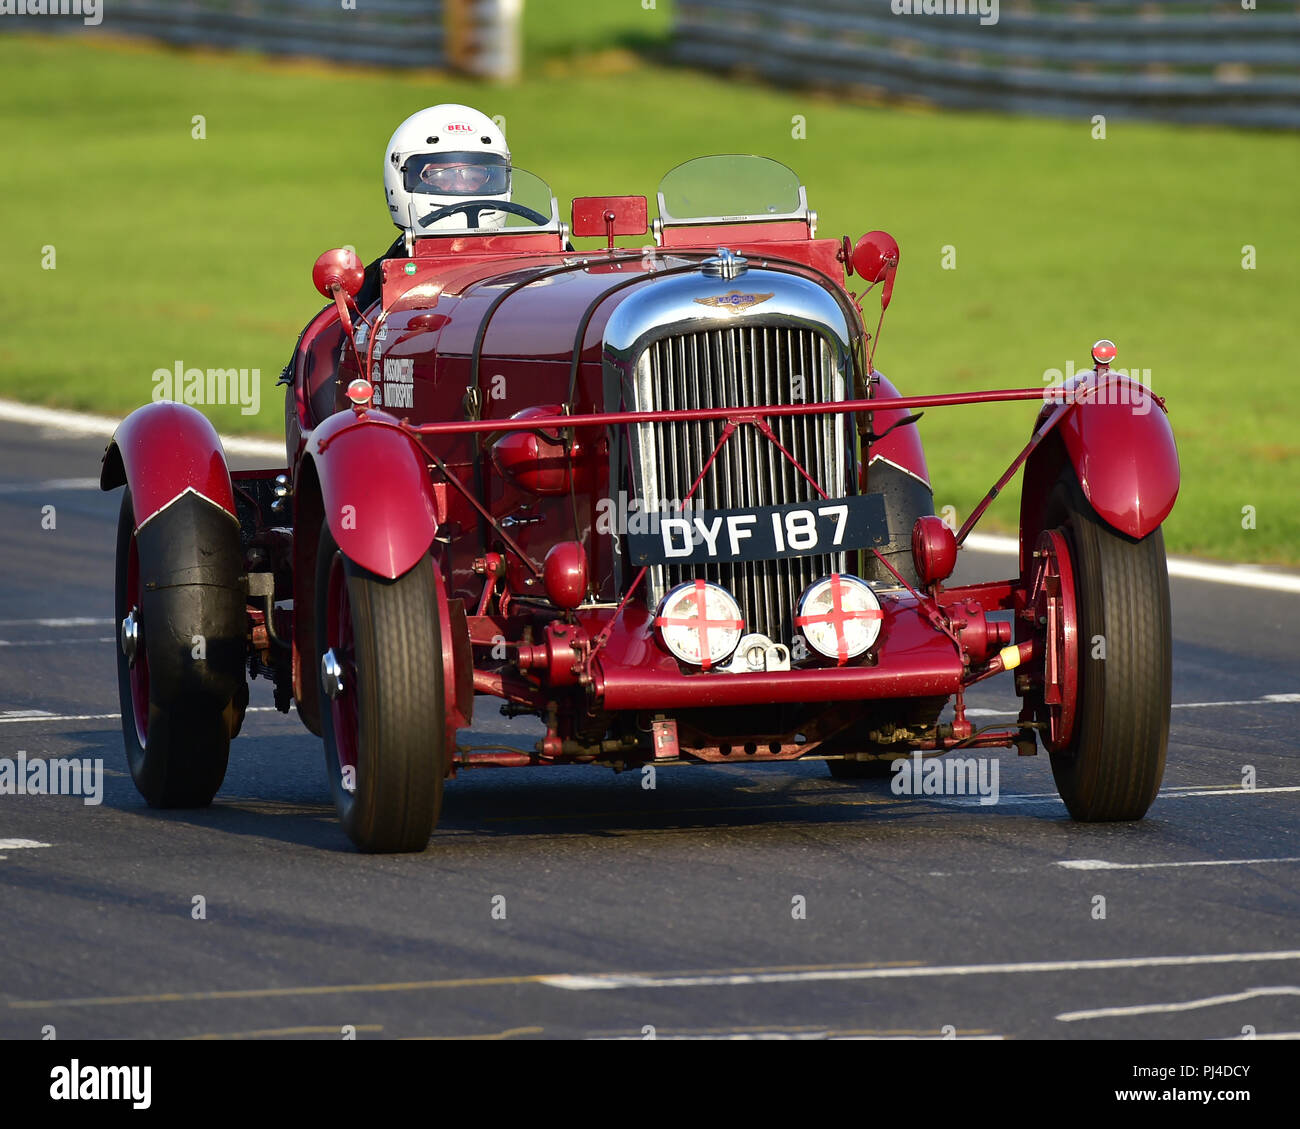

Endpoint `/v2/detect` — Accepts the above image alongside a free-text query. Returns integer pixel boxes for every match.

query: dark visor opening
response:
[403,151,511,196]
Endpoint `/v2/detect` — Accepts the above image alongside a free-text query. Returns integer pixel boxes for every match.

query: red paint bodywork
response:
[865,373,931,489]
[586,598,963,710]
[301,408,439,580]
[1054,380,1180,538]
[100,401,235,526]
[1019,378,1179,582]
[103,167,1180,773]
[571,195,649,240]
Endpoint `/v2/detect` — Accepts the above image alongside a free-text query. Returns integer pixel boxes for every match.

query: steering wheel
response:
[418,200,551,230]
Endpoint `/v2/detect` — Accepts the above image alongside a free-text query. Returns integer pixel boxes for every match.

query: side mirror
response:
[571,196,649,247]
[312,248,365,300]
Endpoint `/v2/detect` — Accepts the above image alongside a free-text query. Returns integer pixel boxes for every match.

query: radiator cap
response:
[701,247,748,280]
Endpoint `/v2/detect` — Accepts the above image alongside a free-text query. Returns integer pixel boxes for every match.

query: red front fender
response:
[100,402,235,526]
[864,372,931,488]
[1055,380,1180,539]
[302,410,438,580]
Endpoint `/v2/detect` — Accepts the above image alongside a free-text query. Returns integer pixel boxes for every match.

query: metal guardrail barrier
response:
[0,0,523,80]
[673,0,1300,129]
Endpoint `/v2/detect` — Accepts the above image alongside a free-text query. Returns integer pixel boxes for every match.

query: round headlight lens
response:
[796,574,883,664]
[654,580,744,670]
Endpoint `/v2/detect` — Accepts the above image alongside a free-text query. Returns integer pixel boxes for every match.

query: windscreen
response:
[405,164,558,233]
[657,155,805,223]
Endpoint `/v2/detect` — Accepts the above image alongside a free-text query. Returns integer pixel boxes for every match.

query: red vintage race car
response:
[102,154,1179,852]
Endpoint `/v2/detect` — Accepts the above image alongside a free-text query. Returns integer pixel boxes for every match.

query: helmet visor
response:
[403,151,511,196]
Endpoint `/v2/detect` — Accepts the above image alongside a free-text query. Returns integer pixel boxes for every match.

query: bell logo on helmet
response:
[446,122,474,133]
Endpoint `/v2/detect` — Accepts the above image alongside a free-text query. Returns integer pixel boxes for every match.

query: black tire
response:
[1043,470,1171,821]
[315,523,445,853]
[114,488,245,807]
[861,460,933,588]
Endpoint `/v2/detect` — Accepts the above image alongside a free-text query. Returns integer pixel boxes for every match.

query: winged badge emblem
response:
[693,290,775,314]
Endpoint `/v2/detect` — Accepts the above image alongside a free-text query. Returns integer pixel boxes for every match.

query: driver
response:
[353,103,511,308]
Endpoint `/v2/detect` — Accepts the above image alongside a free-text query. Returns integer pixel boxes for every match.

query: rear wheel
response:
[114,488,245,807]
[315,523,445,853]
[1035,470,1171,821]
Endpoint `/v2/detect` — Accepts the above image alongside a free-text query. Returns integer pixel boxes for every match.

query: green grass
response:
[0,6,1296,564]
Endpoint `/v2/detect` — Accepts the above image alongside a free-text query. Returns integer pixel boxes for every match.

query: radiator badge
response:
[693,290,775,313]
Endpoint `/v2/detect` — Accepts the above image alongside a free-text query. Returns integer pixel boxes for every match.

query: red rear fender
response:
[100,402,235,527]
[302,410,439,580]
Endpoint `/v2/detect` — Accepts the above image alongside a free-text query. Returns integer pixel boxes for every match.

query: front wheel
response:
[315,523,446,853]
[114,488,245,807]
[1035,470,1172,821]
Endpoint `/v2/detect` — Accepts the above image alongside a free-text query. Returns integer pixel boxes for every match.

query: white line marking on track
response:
[0,706,283,725]
[936,785,1299,807]
[600,1031,1005,1040]
[1226,1032,1300,1040]
[1057,986,1300,1022]
[0,618,113,628]
[0,839,51,850]
[0,478,101,495]
[967,695,1300,718]
[1059,857,1300,871]
[0,638,113,647]
[964,532,1300,594]
[542,950,1300,991]
[0,398,283,459]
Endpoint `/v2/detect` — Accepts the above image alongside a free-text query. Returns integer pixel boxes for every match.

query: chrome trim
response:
[120,610,139,666]
[656,184,811,228]
[720,633,792,674]
[701,248,747,280]
[271,473,291,514]
[133,485,240,533]
[867,453,932,491]
[321,649,345,700]
[603,266,854,366]
[603,266,856,642]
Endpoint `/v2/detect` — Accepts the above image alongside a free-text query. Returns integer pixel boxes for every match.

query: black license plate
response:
[627,494,889,567]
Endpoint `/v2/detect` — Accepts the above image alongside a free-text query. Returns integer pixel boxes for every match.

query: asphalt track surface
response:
[0,418,1296,1041]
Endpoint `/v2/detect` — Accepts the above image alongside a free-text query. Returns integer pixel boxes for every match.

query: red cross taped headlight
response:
[796,574,884,665]
[654,580,744,671]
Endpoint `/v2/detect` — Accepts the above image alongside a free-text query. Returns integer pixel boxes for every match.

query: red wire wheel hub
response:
[1028,527,1079,751]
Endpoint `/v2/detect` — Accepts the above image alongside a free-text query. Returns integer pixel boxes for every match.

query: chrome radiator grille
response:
[631,325,849,645]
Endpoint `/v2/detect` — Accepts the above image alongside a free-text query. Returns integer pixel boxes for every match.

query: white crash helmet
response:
[383,104,511,235]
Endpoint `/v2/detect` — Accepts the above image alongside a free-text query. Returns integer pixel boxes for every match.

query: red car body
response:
[102,156,1179,850]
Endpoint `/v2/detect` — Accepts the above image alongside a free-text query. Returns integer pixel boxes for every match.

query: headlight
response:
[796,574,883,664]
[654,580,744,670]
